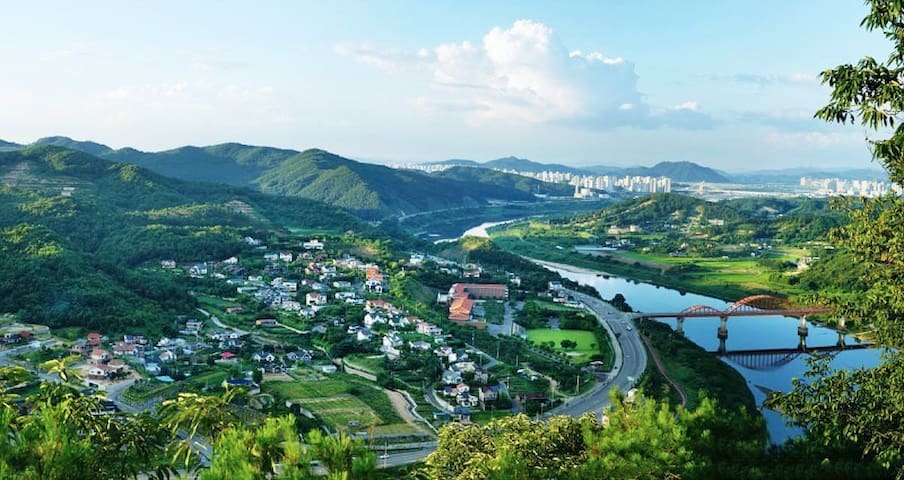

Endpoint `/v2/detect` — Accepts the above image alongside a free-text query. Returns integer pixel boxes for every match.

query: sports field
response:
[525,328,600,365]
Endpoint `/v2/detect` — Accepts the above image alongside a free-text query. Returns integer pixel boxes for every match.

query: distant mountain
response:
[427,159,483,167]
[30,137,558,219]
[256,149,541,219]
[483,156,590,175]
[33,136,114,157]
[424,156,589,175]
[0,139,22,150]
[431,166,575,197]
[597,161,730,183]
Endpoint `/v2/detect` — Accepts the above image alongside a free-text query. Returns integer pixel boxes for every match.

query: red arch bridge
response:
[632,295,864,360]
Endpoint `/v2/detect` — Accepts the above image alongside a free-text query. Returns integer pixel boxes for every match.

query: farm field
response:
[264,372,420,435]
[525,328,600,365]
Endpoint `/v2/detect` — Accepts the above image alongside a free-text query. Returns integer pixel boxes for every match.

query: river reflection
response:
[547,267,883,443]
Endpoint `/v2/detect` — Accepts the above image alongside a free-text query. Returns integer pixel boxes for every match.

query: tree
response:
[768,1,904,477]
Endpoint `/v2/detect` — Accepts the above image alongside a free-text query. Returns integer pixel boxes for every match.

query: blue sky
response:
[0,1,891,170]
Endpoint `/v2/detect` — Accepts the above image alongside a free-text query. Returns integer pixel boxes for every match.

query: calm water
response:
[547,267,883,443]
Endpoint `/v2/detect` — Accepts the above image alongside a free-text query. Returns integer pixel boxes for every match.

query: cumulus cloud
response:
[337,20,713,129]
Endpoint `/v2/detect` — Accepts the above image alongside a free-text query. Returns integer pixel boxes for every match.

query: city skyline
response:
[0,1,892,170]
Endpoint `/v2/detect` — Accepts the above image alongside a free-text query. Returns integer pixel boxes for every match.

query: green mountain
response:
[431,166,575,196]
[0,139,22,151]
[254,149,541,219]
[36,137,553,219]
[105,143,298,185]
[0,145,381,333]
[426,156,589,175]
[587,161,729,183]
[33,136,114,157]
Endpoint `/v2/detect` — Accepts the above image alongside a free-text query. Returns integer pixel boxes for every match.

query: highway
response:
[379,288,649,467]
[545,289,648,418]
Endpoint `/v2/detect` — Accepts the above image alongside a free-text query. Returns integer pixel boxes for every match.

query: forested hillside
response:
[0,146,384,334]
[255,149,539,219]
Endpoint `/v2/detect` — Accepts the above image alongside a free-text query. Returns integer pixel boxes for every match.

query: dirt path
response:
[639,334,688,410]
[385,389,426,432]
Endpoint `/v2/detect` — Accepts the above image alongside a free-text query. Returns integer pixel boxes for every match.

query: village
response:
[0,232,609,444]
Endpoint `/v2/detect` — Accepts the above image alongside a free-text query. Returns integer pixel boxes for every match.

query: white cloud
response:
[672,101,699,111]
[338,20,711,129]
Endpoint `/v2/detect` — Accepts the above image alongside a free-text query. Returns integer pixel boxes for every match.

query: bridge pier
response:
[837,317,847,330]
[837,331,847,349]
[798,316,808,351]
[717,315,728,353]
[676,316,685,336]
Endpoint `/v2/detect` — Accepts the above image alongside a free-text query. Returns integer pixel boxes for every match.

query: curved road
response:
[546,289,647,418]
[382,287,649,466]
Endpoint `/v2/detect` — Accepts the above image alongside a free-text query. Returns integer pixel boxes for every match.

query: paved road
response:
[382,289,650,467]
[545,289,648,418]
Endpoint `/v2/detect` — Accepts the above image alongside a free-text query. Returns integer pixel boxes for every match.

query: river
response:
[545,266,883,443]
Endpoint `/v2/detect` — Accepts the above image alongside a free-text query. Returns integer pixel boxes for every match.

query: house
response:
[479,385,500,402]
[332,280,352,289]
[89,348,110,364]
[303,239,324,250]
[225,306,245,314]
[108,359,126,374]
[279,252,294,262]
[356,329,373,342]
[112,343,140,356]
[244,236,262,247]
[453,406,471,423]
[474,370,490,385]
[255,318,278,327]
[252,351,276,363]
[306,292,327,307]
[363,313,386,328]
[287,350,313,363]
[264,253,278,262]
[365,267,384,293]
[416,322,443,336]
[144,362,162,375]
[381,334,404,359]
[158,351,177,363]
[442,368,462,385]
[123,334,147,345]
[219,352,238,362]
[160,260,176,269]
[410,340,432,351]
[311,323,328,334]
[449,283,508,300]
[448,297,474,323]
[185,320,204,332]
[189,263,208,277]
[223,256,239,265]
[282,281,298,292]
[409,254,424,266]
[280,300,302,312]
[88,364,110,379]
[86,332,103,347]
[70,339,91,356]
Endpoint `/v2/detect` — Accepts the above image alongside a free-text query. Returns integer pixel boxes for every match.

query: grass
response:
[525,328,601,365]
[490,229,807,302]
[638,319,757,412]
[345,354,386,376]
[264,373,406,433]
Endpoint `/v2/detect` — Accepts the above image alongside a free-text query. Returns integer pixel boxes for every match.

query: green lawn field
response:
[525,328,600,365]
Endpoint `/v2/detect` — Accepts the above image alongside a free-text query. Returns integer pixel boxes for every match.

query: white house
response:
[303,239,324,250]
[252,352,276,363]
[306,292,327,307]
[279,252,294,262]
[160,260,176,269]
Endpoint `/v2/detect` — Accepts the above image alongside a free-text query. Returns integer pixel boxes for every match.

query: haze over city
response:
[0,0,891,170]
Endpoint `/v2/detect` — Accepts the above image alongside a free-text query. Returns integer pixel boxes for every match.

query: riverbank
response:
[638,319,758,413]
